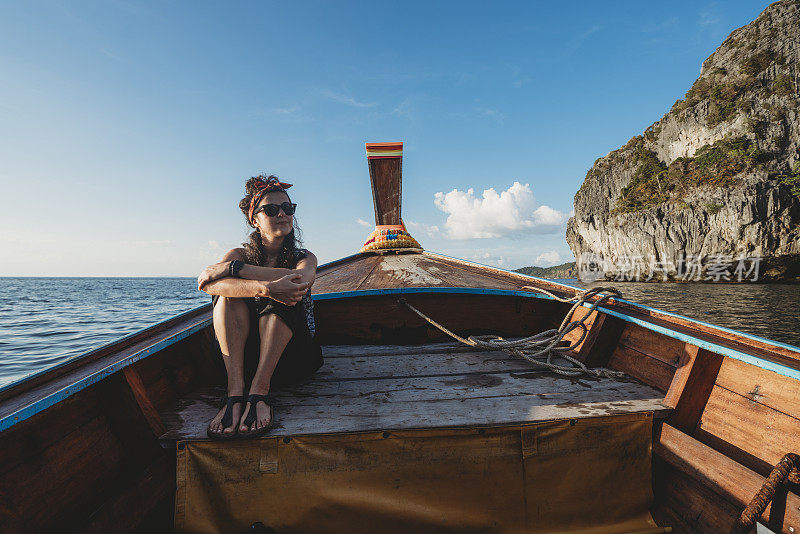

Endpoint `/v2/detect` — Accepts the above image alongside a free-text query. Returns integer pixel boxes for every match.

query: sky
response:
[0,0,774,276]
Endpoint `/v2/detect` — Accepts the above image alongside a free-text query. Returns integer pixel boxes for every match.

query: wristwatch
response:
[229,260,245,278]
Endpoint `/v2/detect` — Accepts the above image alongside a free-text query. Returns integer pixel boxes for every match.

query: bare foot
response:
[208,397,244,436]
[240,397,273,432]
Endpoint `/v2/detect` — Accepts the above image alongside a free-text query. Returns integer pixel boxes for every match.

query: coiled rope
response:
[398,286,626,379]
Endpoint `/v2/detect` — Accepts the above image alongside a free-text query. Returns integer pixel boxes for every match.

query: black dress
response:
[211,248,323,387]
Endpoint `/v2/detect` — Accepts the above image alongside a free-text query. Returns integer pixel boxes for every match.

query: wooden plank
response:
[0,388,101,476]
[367,153,402,225]
[82,455,174,534]
[322,341,488,358]
[357,254,523,291]
[161,342,667,440]
[122,366,166,437]
[607,344,675,392]
[715,356,800,421]
[618,323,685,367]
[655,423,800,533]
[561,307,596,348]
[161,388,667,441]
[0,416,126,531]
[310,349,592,381]
[314,293,553,344]
[94,372,164,472]
[580,313,627,368]
[420,255,531,290]
[272,371,662,407]
[358,254,454,289]
[651,457,742,533]
[135,340,204,413]
[664,347,723,433]
[310,254,382,294]
[696,385,800,474]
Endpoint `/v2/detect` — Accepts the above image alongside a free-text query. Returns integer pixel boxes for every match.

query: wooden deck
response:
[160,341,669,441]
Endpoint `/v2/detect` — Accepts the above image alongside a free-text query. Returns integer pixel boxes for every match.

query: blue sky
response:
[0,0,772,276]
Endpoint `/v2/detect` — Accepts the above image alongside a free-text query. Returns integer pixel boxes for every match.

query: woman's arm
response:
[199,247,312,304]
[238,250,317,286]
[294,250,318,288]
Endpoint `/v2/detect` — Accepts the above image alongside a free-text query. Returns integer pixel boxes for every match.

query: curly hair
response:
[238,174,304,268]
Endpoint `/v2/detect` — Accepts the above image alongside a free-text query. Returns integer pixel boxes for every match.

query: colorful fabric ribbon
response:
[248,177,293,223]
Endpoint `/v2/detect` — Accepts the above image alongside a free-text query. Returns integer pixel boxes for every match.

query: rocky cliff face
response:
[566,0,800,281]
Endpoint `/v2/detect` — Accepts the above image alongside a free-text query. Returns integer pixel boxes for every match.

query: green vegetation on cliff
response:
[778,162,800,197]
[515,262,576,279]
[612,136,767,214]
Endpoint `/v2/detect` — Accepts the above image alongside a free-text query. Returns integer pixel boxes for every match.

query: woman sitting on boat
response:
[197,174,322,439]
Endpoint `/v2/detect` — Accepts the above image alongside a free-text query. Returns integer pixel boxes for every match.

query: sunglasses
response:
[254,202,297,217]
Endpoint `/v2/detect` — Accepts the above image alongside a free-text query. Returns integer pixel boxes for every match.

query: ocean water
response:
[0,277,798,389]
[0,278,209,388]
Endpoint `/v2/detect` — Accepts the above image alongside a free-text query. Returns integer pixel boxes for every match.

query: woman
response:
[198,174,322,439]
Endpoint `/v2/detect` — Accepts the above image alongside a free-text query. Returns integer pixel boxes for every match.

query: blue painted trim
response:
[313,286,552,300]
[314,285,800,381]
[0,303,213,397]
[0,315,212,432]
[597,305,800,381]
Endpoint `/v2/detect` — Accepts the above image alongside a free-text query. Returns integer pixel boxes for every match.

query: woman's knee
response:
[213,297,250,330]
[258,312,293,337]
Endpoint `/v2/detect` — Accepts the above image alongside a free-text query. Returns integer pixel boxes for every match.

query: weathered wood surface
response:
[714,356,800,421]
[655,423,800,534]
[322,341,490,357]
[314,293,559,345]
[368,155,402,225]
[0,364,176,534]
[159,344,667,441]
[696,383,800,475]
[608,344,676,392]
[311,254,382,293]
[663,347,723,433]
[652,457,743,533]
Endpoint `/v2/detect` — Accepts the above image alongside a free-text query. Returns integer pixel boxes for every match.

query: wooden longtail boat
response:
[1,143,799,534]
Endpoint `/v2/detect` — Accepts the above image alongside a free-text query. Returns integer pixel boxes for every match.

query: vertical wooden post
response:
[366,142,403,225]
[122,366,167,437]
[663,345,723,433]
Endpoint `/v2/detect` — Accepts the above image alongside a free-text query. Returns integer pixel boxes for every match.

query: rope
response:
[398,287,626,379]
[731,452,800,534]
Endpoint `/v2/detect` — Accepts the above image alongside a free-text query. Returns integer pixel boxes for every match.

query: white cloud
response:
[433,182,568,239]
[535,250,562,266]
[356,218,371,228]
[404,220,441,238]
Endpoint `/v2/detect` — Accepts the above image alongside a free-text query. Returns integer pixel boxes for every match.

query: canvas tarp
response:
[175,412,662,533]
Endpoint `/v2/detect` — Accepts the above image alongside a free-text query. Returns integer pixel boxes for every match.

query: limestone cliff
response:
[566,0,800,281]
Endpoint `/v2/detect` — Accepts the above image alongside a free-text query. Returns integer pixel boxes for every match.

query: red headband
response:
[248,178,293,223]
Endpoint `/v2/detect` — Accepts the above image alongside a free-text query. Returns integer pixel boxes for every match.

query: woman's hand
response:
[198,261,231,291]
[266,273,311,306]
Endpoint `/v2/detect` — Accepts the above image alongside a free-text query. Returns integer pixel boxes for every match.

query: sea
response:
[0,276,799,389]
